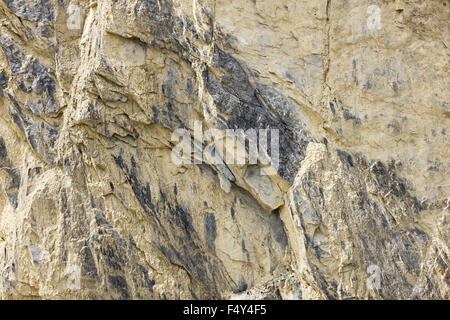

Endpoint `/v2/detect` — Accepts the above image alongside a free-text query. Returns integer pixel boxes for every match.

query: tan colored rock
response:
[0,0,448,299]
[244,165,284,211]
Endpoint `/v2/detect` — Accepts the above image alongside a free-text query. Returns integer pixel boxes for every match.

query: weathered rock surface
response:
[0,0,448,299]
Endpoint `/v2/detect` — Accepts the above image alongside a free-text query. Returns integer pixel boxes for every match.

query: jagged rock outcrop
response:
[0,0,448,299]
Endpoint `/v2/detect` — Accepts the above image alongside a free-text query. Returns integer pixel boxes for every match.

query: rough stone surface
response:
[0,0,448,299]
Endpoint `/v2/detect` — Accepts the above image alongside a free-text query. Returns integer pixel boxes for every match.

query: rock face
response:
[0,0,448,299]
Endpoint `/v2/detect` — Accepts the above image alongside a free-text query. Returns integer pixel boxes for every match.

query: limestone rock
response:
[0,0,448,299]
[244,165,284,211]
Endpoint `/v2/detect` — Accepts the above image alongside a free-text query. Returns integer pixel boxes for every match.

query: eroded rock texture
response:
[0,0,448,299]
